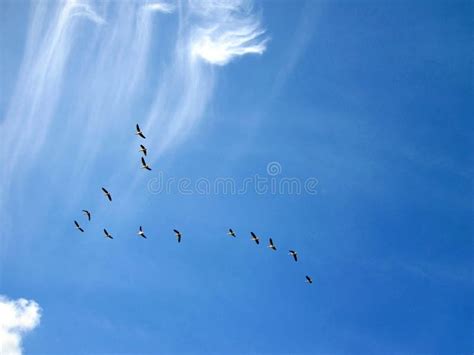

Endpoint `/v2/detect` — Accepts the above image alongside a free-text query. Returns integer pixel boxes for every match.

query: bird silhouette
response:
[267,238,277,251]
[103,229,113,239]
[101,187,112,201]
[250,232,260,245]
[137,226,147,239]
[140,157,152,171]
[74,220,84,233]
[135,124,146,139]
[174,229,182,243]
[82,210,91,221]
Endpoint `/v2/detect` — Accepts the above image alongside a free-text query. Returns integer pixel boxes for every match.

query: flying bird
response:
[137,226,147,239]
[267,238,277,250]
[305,275,313,284]
[289,250,298,262]
[227,228,236,237]
[102,187,112,201]
[173,229,182,243]
[141,157,152,171]
[139,144,147,156]
[135,124,146,139]
[250,232,260,245]
[74,220,84,233]
[103,229,113,239]
[82,210,91,221]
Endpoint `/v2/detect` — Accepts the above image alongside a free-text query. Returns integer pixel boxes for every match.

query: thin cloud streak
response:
[1,0,266,170]
[144,0,267,157]
[270,1,317,98]
[144,2,175,13]
[1,0,105,192]
[0,0,267,251]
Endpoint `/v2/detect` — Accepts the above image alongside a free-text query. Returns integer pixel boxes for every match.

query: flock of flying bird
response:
[73,124,313,285]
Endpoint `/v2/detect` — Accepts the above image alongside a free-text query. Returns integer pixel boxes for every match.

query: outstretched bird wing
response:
[173,230,181,242]
[82,210,91,220]
[74,221,84,232]
[141,157,151,170]
[102,187,112,201]
[269,238,276,249]
[136,124,146,138]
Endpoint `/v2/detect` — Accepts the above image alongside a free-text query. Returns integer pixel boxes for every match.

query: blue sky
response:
[0,0,472,354]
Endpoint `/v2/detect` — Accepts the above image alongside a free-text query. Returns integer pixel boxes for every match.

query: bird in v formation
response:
[73,124,313,283]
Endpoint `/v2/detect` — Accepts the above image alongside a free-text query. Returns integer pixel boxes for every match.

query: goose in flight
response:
[135,124,146,139]
[102,187,112,201]
[82,210,91,221]
[74,220,84,233]
[289,250,298,262]
[227,228,236,237]
[141,157,152,171]
[305,275,313,284]
[103,229,113,239]
[173,229,182,243]
[250,232,260,245]
[139,144,147,156]
[267,238,277,251]
[137,226,147,239]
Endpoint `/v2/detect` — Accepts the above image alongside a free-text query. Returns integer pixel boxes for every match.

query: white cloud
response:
[143,2,175,13]
[189,0,267,65]
[0,296,42,355]
[142,0,267,158]
[1,0,105,193]
[0,0,267,212]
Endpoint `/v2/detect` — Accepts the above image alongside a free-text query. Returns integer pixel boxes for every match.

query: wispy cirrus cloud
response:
[1,0,266,174]
[189,0,267,65]
[0,0,267,249]
[0,296,42,355]
[1,0,105,191]
[143,0,267,155]
[143,2,175,13]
